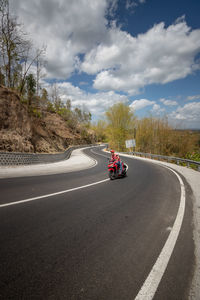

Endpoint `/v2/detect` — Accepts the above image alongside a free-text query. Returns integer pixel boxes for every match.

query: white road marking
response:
[0,178,109,208]
[1,146,183,297]
[103,148,187,298]
[134,166,186,300]
[90,148,109,158]
[81,149,98,167]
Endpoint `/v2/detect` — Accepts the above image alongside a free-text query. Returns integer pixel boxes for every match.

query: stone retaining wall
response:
[0,145,93,166]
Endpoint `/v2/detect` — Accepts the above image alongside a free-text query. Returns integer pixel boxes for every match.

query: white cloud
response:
[7,0,200,130]
[170,102,200,128]
[129,99,155,110]
[187,95,200,101]
[10,0,109,79]
[126,1,138,10]
[9,2,200,96]
[79,81,88,86]
[125,0,145,11]
[44,81,129,118]
[160,98,178,106]
[107,0,118,17]
[151,104,166,115]
[84,17,200,94]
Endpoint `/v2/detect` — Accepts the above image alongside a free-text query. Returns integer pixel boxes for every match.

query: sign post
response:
[125,139,136,152]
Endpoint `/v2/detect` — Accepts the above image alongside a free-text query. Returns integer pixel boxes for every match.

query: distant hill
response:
[175,128,200,133]
[0,85,95,153]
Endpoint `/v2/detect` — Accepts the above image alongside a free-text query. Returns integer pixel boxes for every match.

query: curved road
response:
[0,146,194,299]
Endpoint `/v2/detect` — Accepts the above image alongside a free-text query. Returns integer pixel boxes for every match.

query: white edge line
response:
[1,147,183,296]
[134,167,186,299]
[0,178,109,208]
[0,146,104,208]
[103,149,186,299]
[80,147,98,167]
[90,148,109,159]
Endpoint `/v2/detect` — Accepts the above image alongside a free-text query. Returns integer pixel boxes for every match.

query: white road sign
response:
[125,139,136,148]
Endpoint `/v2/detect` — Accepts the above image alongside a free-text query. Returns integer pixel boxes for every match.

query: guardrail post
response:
[121,151,200,172]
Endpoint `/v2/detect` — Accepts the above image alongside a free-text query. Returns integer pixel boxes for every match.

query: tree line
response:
[93,102,200,161]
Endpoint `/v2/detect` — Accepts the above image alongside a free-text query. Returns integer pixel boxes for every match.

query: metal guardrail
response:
[122,151,200,172]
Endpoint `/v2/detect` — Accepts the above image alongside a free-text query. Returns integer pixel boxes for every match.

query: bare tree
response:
[0,0,46,94]
[0,0,31,88]
[35,47,46,96]
[49,83,63,112]
[19,47,46,95]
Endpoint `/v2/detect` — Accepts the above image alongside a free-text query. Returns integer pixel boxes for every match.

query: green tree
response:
[66,99,71,111]
[82,110,92,128]
[105,102,136,151]
[26,73,36,106]
[0,66,5,84]
[136,117,171,154]
[40,88,48,109]
[92,120,107,142]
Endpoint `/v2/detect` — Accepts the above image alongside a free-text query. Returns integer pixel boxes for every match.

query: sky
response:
[10,0,200,129]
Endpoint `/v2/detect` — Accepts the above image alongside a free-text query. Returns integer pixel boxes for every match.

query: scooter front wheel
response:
[109,170,115,180]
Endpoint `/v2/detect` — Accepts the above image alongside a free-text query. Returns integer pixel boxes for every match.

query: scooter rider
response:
[110,149,117,161]
[116,154,122,175]
[110,150,122,174]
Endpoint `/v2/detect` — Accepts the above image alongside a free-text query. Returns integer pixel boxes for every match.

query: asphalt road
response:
[0,146,194,299]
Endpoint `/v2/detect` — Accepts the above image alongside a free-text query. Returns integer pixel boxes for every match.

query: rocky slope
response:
[0,85,95,153]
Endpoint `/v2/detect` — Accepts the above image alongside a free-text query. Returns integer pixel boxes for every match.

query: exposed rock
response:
[0,85,95,153]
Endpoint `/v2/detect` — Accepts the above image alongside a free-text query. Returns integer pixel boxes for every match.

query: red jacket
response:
[111,154,118,161]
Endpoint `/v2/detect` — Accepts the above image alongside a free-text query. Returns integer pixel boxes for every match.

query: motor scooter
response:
[107,159,127,180]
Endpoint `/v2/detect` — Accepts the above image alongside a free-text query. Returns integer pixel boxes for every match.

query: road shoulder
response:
[0,147,97,179]
[115,151,200,299]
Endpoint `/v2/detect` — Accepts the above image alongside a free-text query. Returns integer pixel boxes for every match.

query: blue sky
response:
[10,0,200,128]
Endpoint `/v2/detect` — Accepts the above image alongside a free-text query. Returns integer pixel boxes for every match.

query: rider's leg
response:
[119,162,122,174]
[116,162,120,173]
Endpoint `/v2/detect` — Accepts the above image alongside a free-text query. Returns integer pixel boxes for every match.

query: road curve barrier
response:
[122,151,200,172]
[0,144,97,166]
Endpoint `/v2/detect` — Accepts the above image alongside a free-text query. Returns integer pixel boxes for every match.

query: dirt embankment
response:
[0,85,95,153]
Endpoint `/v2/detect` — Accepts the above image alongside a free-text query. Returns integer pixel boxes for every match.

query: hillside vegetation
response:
[0,1,96,153]
[0,85,95,153]
[93,103,200,161]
